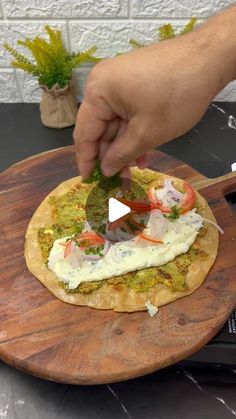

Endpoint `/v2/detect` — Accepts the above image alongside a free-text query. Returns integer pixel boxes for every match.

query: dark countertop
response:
[0,103,236,419]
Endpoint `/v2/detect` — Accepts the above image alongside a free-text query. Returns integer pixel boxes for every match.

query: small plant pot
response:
[40,82,78,129]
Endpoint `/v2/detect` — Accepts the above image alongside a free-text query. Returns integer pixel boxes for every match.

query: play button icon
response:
[108,198,131,222]
[85,177,151,242]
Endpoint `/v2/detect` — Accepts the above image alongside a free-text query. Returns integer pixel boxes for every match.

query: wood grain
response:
[0,146,235,385]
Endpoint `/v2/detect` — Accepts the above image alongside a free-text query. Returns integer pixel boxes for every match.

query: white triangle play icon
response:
[108,198,131,223]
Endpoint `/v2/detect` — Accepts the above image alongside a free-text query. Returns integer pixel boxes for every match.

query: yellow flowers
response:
[4,25,98,89]
[180,17,197,35]
[129,17,197,48]
[4,20,197,89]
[159,23,176,41]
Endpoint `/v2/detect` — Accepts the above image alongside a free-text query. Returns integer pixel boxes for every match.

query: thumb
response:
[101,121,150,176]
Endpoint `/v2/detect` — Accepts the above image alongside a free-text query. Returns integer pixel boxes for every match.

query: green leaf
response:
[166,205,180,221]
[83,160,105,184]
[84,245,104,256]
[83,160,122,187]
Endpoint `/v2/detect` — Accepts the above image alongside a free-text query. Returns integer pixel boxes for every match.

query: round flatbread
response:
[25,168,218,312]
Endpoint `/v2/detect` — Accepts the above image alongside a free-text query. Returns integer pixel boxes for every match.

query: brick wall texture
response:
[0,0,235,102]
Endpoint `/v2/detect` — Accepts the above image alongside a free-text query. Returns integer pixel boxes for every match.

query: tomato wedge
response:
[181,182,195,213]
[117,198,156,213]
[147,182,196,214]
[64,240,73,258]
[63,232,105,257]
[76,232,105,247]
[147,187,171,213]
[139,232,163,244]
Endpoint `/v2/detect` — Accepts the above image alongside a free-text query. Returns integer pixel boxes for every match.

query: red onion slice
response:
[154,179,184,207]
[164,179,184,201]
[202,218,224,235]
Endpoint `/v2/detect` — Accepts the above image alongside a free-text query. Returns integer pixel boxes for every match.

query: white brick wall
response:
[0,0,235,103]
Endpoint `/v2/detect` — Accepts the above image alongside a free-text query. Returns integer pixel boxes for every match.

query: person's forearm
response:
[190,5,236,91]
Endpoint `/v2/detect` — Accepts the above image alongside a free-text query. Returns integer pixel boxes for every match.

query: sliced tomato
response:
[147,187,171,213]
[148,182,195,214]
[76,232,105,247]
[139,232,163,244]
[181,182,196,213]
[63,232,105,257]
[117,198,156,213]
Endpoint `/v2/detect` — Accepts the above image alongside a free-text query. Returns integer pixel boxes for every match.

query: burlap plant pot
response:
[40,82,78,129]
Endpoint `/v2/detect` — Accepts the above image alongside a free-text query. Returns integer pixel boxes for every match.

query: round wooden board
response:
[0,147,235,385]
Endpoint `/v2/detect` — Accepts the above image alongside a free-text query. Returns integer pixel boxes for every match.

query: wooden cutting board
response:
[0,146,235,385]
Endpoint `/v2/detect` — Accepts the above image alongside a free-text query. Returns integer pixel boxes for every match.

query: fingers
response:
[73,101,107,178]
[101,120,152,176]
[98,117,120,159]
[120,166,131,178]
[136,153,148,169]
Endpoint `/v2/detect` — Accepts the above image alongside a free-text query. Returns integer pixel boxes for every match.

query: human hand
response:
[73,10,236,179]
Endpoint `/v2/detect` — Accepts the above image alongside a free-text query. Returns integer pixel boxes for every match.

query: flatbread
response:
[24,168,218,312]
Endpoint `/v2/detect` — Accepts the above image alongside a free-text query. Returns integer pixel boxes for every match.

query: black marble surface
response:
[0,103,236,419]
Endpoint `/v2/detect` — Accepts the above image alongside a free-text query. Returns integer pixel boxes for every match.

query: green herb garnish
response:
[84,160,122,187]
[97,223,106,235]
[84,245,104,257]
[167,205,180,221]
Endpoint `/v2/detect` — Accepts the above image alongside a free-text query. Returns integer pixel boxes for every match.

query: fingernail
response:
[102,166,116,177]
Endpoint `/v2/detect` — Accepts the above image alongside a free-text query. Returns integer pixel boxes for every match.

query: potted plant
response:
[4,25,98,128]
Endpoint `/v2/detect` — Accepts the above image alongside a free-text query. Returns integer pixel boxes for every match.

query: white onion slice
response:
[109,245,123,263]
[202,218,224,235]
[148,209,167,238]
[103,240,111,254]
[83,221,92,232]
[65,241,83,268]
